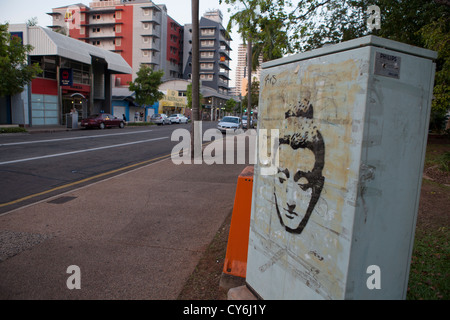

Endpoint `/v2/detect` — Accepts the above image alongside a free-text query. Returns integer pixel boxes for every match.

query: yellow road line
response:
[0,139,218,209]
[0,153,173,208]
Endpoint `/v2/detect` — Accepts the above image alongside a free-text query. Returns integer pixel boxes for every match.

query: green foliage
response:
[224,98,237,113]
[438,152,450,172]
[128,65,164,106]
[223,1,450,129]
[220,0,289,69]
[0,23,42,97]
[242,80,259,109]
[186,83,203,110]
[26,17,38,27]
[126,122,155,127]
[407,227,449,300]
[0,126,27,133]
[419,16,450,125]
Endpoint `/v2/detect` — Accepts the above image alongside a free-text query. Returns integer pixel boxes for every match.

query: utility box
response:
[66,113,78,129]
[246,36,436,299]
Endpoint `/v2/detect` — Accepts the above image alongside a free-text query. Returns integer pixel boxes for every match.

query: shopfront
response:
[7,24,131,127]
[158,89,187,116]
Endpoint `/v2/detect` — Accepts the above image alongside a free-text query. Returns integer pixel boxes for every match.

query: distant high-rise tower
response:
[235,43,262,96]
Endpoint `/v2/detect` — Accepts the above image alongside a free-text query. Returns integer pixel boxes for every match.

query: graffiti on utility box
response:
[249,57,363,299]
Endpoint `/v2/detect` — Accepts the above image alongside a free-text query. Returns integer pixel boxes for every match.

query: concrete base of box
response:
[227,285,258,300]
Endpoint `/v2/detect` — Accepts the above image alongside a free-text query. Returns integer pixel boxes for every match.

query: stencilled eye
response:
[297,177,310,191]
[277,168,289,184]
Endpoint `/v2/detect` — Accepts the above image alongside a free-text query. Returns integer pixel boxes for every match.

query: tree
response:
[221,0,266,128]
[419,16,450,132]
[26,17,38,27]
[224,0,450,129]
[0,23,42,97]
[128,65,164,106]
[242,79,259,111]
[224,98,237,114]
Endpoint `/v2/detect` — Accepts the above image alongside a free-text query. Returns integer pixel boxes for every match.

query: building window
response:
[201,28,215,36]
[30,56,57,80]
[201,40,214,47]
[200,63,214,70]
[201,51,214,58]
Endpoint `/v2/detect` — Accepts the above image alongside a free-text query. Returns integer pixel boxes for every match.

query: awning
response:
[28,26,132,75]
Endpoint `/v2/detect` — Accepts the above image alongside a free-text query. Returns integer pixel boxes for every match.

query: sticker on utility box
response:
[374,52,401,79]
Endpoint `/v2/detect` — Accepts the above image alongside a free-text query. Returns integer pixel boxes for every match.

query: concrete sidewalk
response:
[0,152,247,299]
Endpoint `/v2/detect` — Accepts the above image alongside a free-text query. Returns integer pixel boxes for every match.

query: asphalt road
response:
[0,121,219,214]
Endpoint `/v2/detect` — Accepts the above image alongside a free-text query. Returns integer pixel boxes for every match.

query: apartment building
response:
[182,10,232,95]
[235,43,262,96]
[48,0,183,86]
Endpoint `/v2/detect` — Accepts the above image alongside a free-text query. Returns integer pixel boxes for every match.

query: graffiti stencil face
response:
[274,146,314,231]
[273,101,325,234]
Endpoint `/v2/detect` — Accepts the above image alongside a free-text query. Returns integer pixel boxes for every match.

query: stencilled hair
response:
[279,99,325,172]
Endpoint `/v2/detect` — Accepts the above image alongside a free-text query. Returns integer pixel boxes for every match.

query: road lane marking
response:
[0,152,173,210]
[0,141,213,212]
[0,130,154,147]
[0,137,169,165]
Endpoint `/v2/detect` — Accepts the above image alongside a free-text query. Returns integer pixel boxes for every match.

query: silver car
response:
[217,116,241,133]
[150,113,172,125]
[169,113,188,124]
[242,115,252,129]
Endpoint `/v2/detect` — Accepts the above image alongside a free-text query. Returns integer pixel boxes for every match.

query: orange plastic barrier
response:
[223,165,254,278]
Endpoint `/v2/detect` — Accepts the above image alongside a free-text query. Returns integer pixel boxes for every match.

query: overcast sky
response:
[0,0,242,86]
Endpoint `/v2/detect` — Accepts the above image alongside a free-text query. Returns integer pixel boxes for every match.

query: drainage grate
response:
[47,196,77,204]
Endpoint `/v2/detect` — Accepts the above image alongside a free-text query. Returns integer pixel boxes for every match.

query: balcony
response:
[89,1,121,8]
[79,34,123,41]
[219,59,230,70]
[219,71,231,81]
[81,21,123,27]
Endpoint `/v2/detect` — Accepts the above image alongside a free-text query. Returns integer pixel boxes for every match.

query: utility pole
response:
[191,0,201,162]
[247,39,252,129]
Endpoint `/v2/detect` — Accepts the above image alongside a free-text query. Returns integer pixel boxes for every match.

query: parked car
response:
[169,114,188,124]
[81,113,125,129]
[217,116,241,133]
[242,115,253,129]
[150,113,171,125]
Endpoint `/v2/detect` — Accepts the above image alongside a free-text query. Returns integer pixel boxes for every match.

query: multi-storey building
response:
[182,10,232,95]
[48,0,183,86]
[181,10,233,120]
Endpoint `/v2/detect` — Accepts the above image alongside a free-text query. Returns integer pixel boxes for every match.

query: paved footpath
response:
[0,148,247,299]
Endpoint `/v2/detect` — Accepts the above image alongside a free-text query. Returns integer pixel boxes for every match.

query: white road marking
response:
[0,130,154,147]
[0,137,169,165]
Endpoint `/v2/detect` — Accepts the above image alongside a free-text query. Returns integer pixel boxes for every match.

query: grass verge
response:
[407,226,449,300]
[0,127,27,133]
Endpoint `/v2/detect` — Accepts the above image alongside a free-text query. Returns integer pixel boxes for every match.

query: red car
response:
[81,113,126,129]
